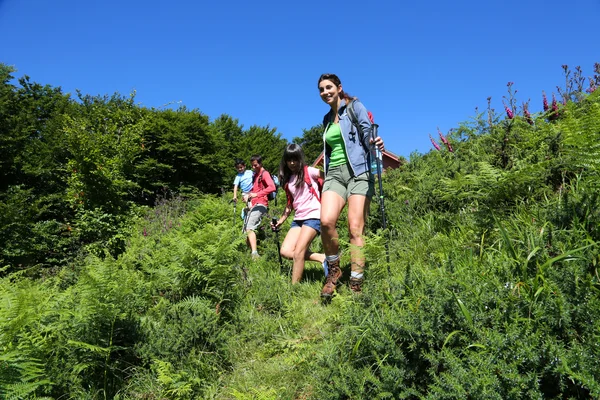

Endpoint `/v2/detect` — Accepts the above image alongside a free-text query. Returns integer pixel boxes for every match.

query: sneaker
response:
[320,257,341,299]
[349,277,364,293]
[251,252,260,261]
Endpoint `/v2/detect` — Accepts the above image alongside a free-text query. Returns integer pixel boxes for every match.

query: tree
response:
[237,125,288,174]
[293,124,323,165]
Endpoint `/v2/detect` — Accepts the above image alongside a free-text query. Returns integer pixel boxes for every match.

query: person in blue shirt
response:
[232,158,254,205]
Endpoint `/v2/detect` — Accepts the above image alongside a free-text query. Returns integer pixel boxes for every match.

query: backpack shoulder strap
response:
[346,100,374,152]
[304,165,321,202]
[346,100,359,130]
[284,182,293,208]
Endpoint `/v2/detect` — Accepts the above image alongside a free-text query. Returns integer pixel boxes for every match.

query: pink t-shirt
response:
[288,166,321,220]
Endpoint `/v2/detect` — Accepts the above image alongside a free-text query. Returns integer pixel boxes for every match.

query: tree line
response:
[0,63,322,272]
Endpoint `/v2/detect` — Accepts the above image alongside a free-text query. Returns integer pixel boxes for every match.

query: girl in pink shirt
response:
[271,144,326,284]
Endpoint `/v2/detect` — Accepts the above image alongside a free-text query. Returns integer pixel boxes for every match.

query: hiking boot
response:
[349,277,364,293]
[320,257,342,299]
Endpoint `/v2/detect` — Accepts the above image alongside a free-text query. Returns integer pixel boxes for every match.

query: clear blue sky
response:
[1,0,598,158]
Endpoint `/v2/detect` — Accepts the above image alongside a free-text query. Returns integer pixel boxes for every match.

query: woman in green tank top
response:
[317,73,385,299]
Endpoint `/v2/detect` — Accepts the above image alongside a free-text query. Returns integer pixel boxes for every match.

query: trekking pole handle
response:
[372,123,383,160]
[271,217,280,232]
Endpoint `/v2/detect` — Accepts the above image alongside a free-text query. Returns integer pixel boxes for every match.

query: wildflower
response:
[523,103,533,125]
[437,127,454,153]
[551,93,558,112]
[429,134,441,151]
[503,101,514,119]
[542,91,549,111]
[143,227,147,236]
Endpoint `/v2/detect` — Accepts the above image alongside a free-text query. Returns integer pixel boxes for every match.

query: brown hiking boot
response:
[349,277,364,293]
[320,257,342,299]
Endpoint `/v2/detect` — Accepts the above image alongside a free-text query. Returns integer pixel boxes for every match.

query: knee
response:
[321,217,337,232]
[293,248,305,261]
[348,222,365,240]
[280,246,293,259]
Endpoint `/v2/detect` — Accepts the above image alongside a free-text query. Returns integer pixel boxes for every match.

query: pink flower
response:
[551,93,558,112]
[503,101,514,119]
[542,91,549,111]
[523,104,533,125]
[429,134,441,151]
[437,127,454,153]
[437,127,448,145]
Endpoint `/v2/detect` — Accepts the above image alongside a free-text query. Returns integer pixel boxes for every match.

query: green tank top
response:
[325,123,347,167]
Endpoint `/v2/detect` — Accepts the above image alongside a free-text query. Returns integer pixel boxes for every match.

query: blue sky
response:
[1,0,598,158]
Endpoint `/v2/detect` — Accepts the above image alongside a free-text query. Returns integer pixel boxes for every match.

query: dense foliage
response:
[1,63,600,399]
[0,64,288,271]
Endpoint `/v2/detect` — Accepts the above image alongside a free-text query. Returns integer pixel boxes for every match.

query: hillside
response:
[1,64,600,399]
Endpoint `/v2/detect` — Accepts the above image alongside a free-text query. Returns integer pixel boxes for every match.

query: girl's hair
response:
[279,143,307,189]
[318,73,353,101]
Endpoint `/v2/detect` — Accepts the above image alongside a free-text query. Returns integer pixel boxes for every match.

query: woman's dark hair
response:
[318,73,353,101]
[279,144,307,189]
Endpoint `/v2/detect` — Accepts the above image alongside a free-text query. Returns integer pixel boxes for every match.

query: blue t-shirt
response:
[233,170,253,193]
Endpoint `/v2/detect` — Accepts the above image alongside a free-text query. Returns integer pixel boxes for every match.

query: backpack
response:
[268,173,280,201]
[285,165,324,208]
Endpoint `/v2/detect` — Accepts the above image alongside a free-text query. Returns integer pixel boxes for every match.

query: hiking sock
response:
[326,254,340,264]
[350,271,364,280]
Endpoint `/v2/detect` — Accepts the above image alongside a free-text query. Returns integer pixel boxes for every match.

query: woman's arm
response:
[272,205,292,229]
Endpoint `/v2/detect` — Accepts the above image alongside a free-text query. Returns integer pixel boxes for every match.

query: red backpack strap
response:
[258,170,268,191]
[304,165,321,202]
[285,183,293,208]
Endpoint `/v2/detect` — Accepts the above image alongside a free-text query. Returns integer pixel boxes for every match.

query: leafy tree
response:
[136,106,223,201]
[237,125,288,174]
[0,66,75,269]
[293,124,323,165]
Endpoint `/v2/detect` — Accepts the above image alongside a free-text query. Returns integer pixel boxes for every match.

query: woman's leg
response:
[320,191,346,257]
[346,194,370,275]
[280,227,301,260]
[320,191,346,297]
[290,225,320,284]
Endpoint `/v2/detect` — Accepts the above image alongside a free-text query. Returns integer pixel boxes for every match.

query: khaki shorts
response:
[244,204,267,231]
[323,163,374,201]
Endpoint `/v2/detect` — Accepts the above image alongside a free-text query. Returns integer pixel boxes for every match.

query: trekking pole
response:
[231,199,237,228]
[372,123,390,264]
[271,217,284,270]
[242,200,252,234]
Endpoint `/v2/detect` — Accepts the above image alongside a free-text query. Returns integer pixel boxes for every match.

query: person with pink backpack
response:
[271,144,326,284]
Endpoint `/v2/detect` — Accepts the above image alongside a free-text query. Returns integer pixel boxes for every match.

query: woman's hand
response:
[370,136,385,151]
[270,218,282,231]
